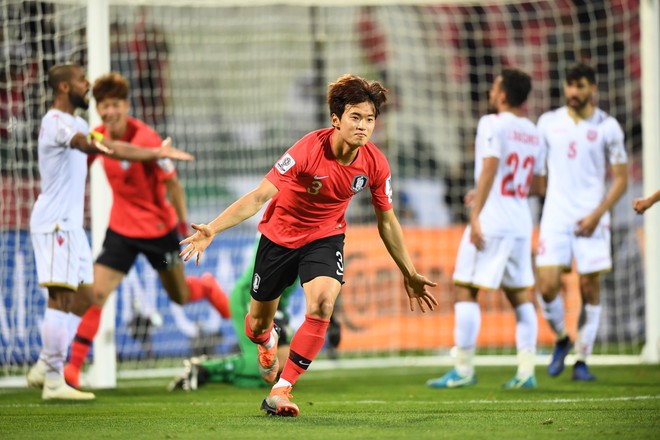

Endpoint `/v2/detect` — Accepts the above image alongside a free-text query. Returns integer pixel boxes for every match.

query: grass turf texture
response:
[1,365,658,439]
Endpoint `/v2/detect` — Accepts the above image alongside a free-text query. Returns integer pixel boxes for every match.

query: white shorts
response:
[535,225,611,274]
[31,228,94,291]
[452,227,534,291]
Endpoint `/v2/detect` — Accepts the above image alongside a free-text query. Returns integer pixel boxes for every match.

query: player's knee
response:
[307,298,335,320]
[90,288,111,307]
[579,275,599,302]
[537,278,560,302]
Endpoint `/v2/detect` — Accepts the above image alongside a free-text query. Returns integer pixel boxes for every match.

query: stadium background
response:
[0,0,657,383]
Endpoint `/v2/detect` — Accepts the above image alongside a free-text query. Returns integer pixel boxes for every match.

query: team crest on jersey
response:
[120,160,131,170]
[157,158,175,173]
[587,129,598,141]
[275,153,295,174]
[55,232,65,247]
[351,174,369,193]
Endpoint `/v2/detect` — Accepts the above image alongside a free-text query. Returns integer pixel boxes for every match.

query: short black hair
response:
[565,62,596,85]
[500,67,531,107]
[48,64,78,92]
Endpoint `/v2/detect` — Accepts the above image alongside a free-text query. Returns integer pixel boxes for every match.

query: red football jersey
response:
[91,117,177,238]
[260,128,393,248]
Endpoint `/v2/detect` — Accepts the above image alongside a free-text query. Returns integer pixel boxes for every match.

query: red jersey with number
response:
[91,117,177,238]
[260,128,393,248]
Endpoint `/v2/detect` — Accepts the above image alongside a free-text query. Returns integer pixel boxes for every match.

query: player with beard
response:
[535,62,628,381]
[27,64,193,400]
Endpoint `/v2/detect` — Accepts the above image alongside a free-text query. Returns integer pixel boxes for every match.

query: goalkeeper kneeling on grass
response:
[169,279,293,390]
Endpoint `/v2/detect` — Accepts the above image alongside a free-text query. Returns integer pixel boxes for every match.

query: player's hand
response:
[633,197,651,214]
[469,218,485,250]
[91,138,114,155]
[179,223,215,265]
[464,188,476,208]
[575,213,599,237]
[403,273,438,313]
[158,137,195,161]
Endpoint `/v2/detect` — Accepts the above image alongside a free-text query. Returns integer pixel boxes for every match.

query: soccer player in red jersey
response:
[180,74,438,417]
[63,72,230,389]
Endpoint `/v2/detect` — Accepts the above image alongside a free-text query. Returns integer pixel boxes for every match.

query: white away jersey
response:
[30,109,89,232]
[537,106,627,231]
[474,112,544,237]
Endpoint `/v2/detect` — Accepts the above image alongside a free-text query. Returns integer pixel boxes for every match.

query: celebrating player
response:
[536,62,628,381]
[426,67,544,390]
[27,64,194,400]
[59,72,230,389]
[180,74,437,417]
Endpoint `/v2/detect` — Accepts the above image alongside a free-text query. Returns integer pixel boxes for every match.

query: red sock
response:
[185,275,231,318]
[201,273,231,318]
[244,313,272,345]
[68,305,102,370]
[281,315,330,385]
[185,276,205,302]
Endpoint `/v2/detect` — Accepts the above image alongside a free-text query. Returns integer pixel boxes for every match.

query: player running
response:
[180,74,437,417]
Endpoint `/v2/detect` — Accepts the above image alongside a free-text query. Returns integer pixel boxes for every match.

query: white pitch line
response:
[1,394,657,409]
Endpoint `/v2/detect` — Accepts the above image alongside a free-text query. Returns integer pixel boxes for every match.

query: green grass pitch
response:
[1,364,658,439]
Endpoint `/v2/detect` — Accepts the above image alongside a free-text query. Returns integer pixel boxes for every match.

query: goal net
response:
[0,0,651,382]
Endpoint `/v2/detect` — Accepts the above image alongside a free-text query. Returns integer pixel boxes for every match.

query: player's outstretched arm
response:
[97,135,195,162]
[375,209,437,312]
[180,178,278,265]
[633,189,660,214]
[71,131,194,161]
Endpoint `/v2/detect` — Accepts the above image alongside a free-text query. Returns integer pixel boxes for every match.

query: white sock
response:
[538,293,566,339]
[455,348,475,377]
[514,303,537,379]
[41,308,70,381]
[68,313,82,344]
[575,304,601,362]
[273,378,292,389]
[454,302,480,377]
[263,327,277,349]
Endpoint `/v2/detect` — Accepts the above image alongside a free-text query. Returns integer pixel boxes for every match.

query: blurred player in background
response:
[536,62,628,381]
[426,67,545,390]
[61,72,230,389]
[180,74,437,417]
[27,63,194,400]
[633,189,660,214]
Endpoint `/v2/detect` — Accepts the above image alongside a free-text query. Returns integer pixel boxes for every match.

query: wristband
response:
[89,130,104,143]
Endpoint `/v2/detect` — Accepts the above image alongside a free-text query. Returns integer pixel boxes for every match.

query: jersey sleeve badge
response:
[275,153,296,174]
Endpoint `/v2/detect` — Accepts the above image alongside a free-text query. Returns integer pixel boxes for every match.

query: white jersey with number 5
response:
[537,106,627,232]
[474,112,544,237]
[30,109,89,233]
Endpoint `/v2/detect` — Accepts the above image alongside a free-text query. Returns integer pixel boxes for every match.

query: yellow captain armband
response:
[88,130,104,143]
